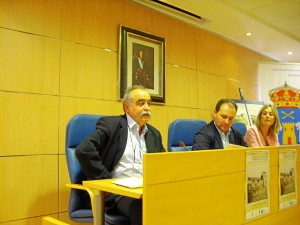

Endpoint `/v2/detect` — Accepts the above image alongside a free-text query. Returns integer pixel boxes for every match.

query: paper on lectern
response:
[112,177,143,188]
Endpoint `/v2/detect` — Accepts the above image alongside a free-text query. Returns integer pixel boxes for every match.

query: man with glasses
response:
[76,85,165,225]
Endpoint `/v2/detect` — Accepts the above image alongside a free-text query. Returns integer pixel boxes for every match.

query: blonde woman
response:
[244,104,280,146]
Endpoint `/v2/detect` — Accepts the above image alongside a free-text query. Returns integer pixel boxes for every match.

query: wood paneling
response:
[0,0,61,38]
[197,71,228,110]
[196,30,225,75]
[0,92,58,156]
[0,155,58,222]
[60,41,118,100]
[0,29,60,95]
[166,64,198,107]
[61,0,123,50]
[163,22,197,69]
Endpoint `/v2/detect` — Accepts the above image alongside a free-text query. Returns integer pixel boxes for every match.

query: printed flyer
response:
[279,149,297,210]
[246,150,270,220]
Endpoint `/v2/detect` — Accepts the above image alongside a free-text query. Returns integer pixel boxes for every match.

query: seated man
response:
[192,98,247,150]
[76,85,165,225]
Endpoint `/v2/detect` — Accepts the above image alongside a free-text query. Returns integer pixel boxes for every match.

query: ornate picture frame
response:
[119,25,165,103]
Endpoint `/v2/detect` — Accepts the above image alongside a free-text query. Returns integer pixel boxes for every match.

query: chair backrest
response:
[65,114,103,222]
[168,119,207,152]
[65,114,130,225]
[232,121,247,137]
[66,114,103,184]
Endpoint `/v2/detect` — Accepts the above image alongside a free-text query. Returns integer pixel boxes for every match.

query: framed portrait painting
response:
[119,25,165,103]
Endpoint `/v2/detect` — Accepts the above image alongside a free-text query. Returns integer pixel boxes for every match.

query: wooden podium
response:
[143,145,300,225]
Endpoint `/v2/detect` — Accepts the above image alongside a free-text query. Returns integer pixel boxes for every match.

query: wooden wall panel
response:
[219,41,240,79]
[197,71,228,110]
[0,0,61,38]
[242,84,260,101]
[0,29,60,95]
[165,64,198,107]
[0,155,58,222]
[60,42,118,100]
[226,78,246,99]
[196,30,226,76]
[0,92,58,156]
[61,0,123,50]
[163,22,197,69]
[197,108,213,122]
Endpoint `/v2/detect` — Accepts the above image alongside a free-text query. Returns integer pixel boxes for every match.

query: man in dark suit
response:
[192,98,247,150]
[76,85,165,225]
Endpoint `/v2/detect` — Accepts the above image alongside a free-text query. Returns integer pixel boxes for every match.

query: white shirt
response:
[214,122,231,148]
[111,114,148,178]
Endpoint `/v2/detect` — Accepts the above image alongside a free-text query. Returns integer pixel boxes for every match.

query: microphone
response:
[239,88,245,100]
[178,141,190,151]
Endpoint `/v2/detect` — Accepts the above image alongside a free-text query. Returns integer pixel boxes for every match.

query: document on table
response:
[226,144,246,149]
[113,177,143,188]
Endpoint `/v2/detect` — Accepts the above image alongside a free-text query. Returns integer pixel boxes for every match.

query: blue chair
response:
[232,121,247,137]
[65,114,130,225]
[168,119,207,151]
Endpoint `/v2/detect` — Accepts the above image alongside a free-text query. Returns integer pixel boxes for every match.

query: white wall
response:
[258,62,300,103]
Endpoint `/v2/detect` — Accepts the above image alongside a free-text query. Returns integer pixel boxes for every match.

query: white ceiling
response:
[135,0,300,63]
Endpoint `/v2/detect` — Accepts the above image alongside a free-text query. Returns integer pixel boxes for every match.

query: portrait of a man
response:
[132,43,154,89]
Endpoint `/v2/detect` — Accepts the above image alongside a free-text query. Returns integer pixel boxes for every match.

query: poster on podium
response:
[279,149,297,210]
[245,150,270,220]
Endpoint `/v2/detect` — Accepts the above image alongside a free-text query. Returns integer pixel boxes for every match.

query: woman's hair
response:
[255,104,280,135]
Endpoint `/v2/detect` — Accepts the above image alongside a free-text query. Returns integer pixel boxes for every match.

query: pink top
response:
[244,125,279,147]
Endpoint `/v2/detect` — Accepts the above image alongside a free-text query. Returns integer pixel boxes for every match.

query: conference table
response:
[83,145,300,225]
[83,178,143,225]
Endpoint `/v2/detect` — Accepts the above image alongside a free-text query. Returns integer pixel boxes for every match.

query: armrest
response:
[66,183,95,215]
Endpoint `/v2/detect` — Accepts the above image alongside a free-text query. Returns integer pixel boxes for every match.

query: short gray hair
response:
[122,85,146,111]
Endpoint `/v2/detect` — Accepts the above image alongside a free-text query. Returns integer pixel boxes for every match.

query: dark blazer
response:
[76,114,165,180]
[192,120,247,150]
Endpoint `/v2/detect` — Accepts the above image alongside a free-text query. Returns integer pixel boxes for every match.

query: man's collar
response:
[126,114,148,135]
[213,121,231,136]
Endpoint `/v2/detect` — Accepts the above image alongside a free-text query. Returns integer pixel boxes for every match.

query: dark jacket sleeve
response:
[192,121,247,150]
[145,124,165,153]
[75,116,165,180]
[230,128,247,147]
[75,117,120,180]
[192,124,217,150]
